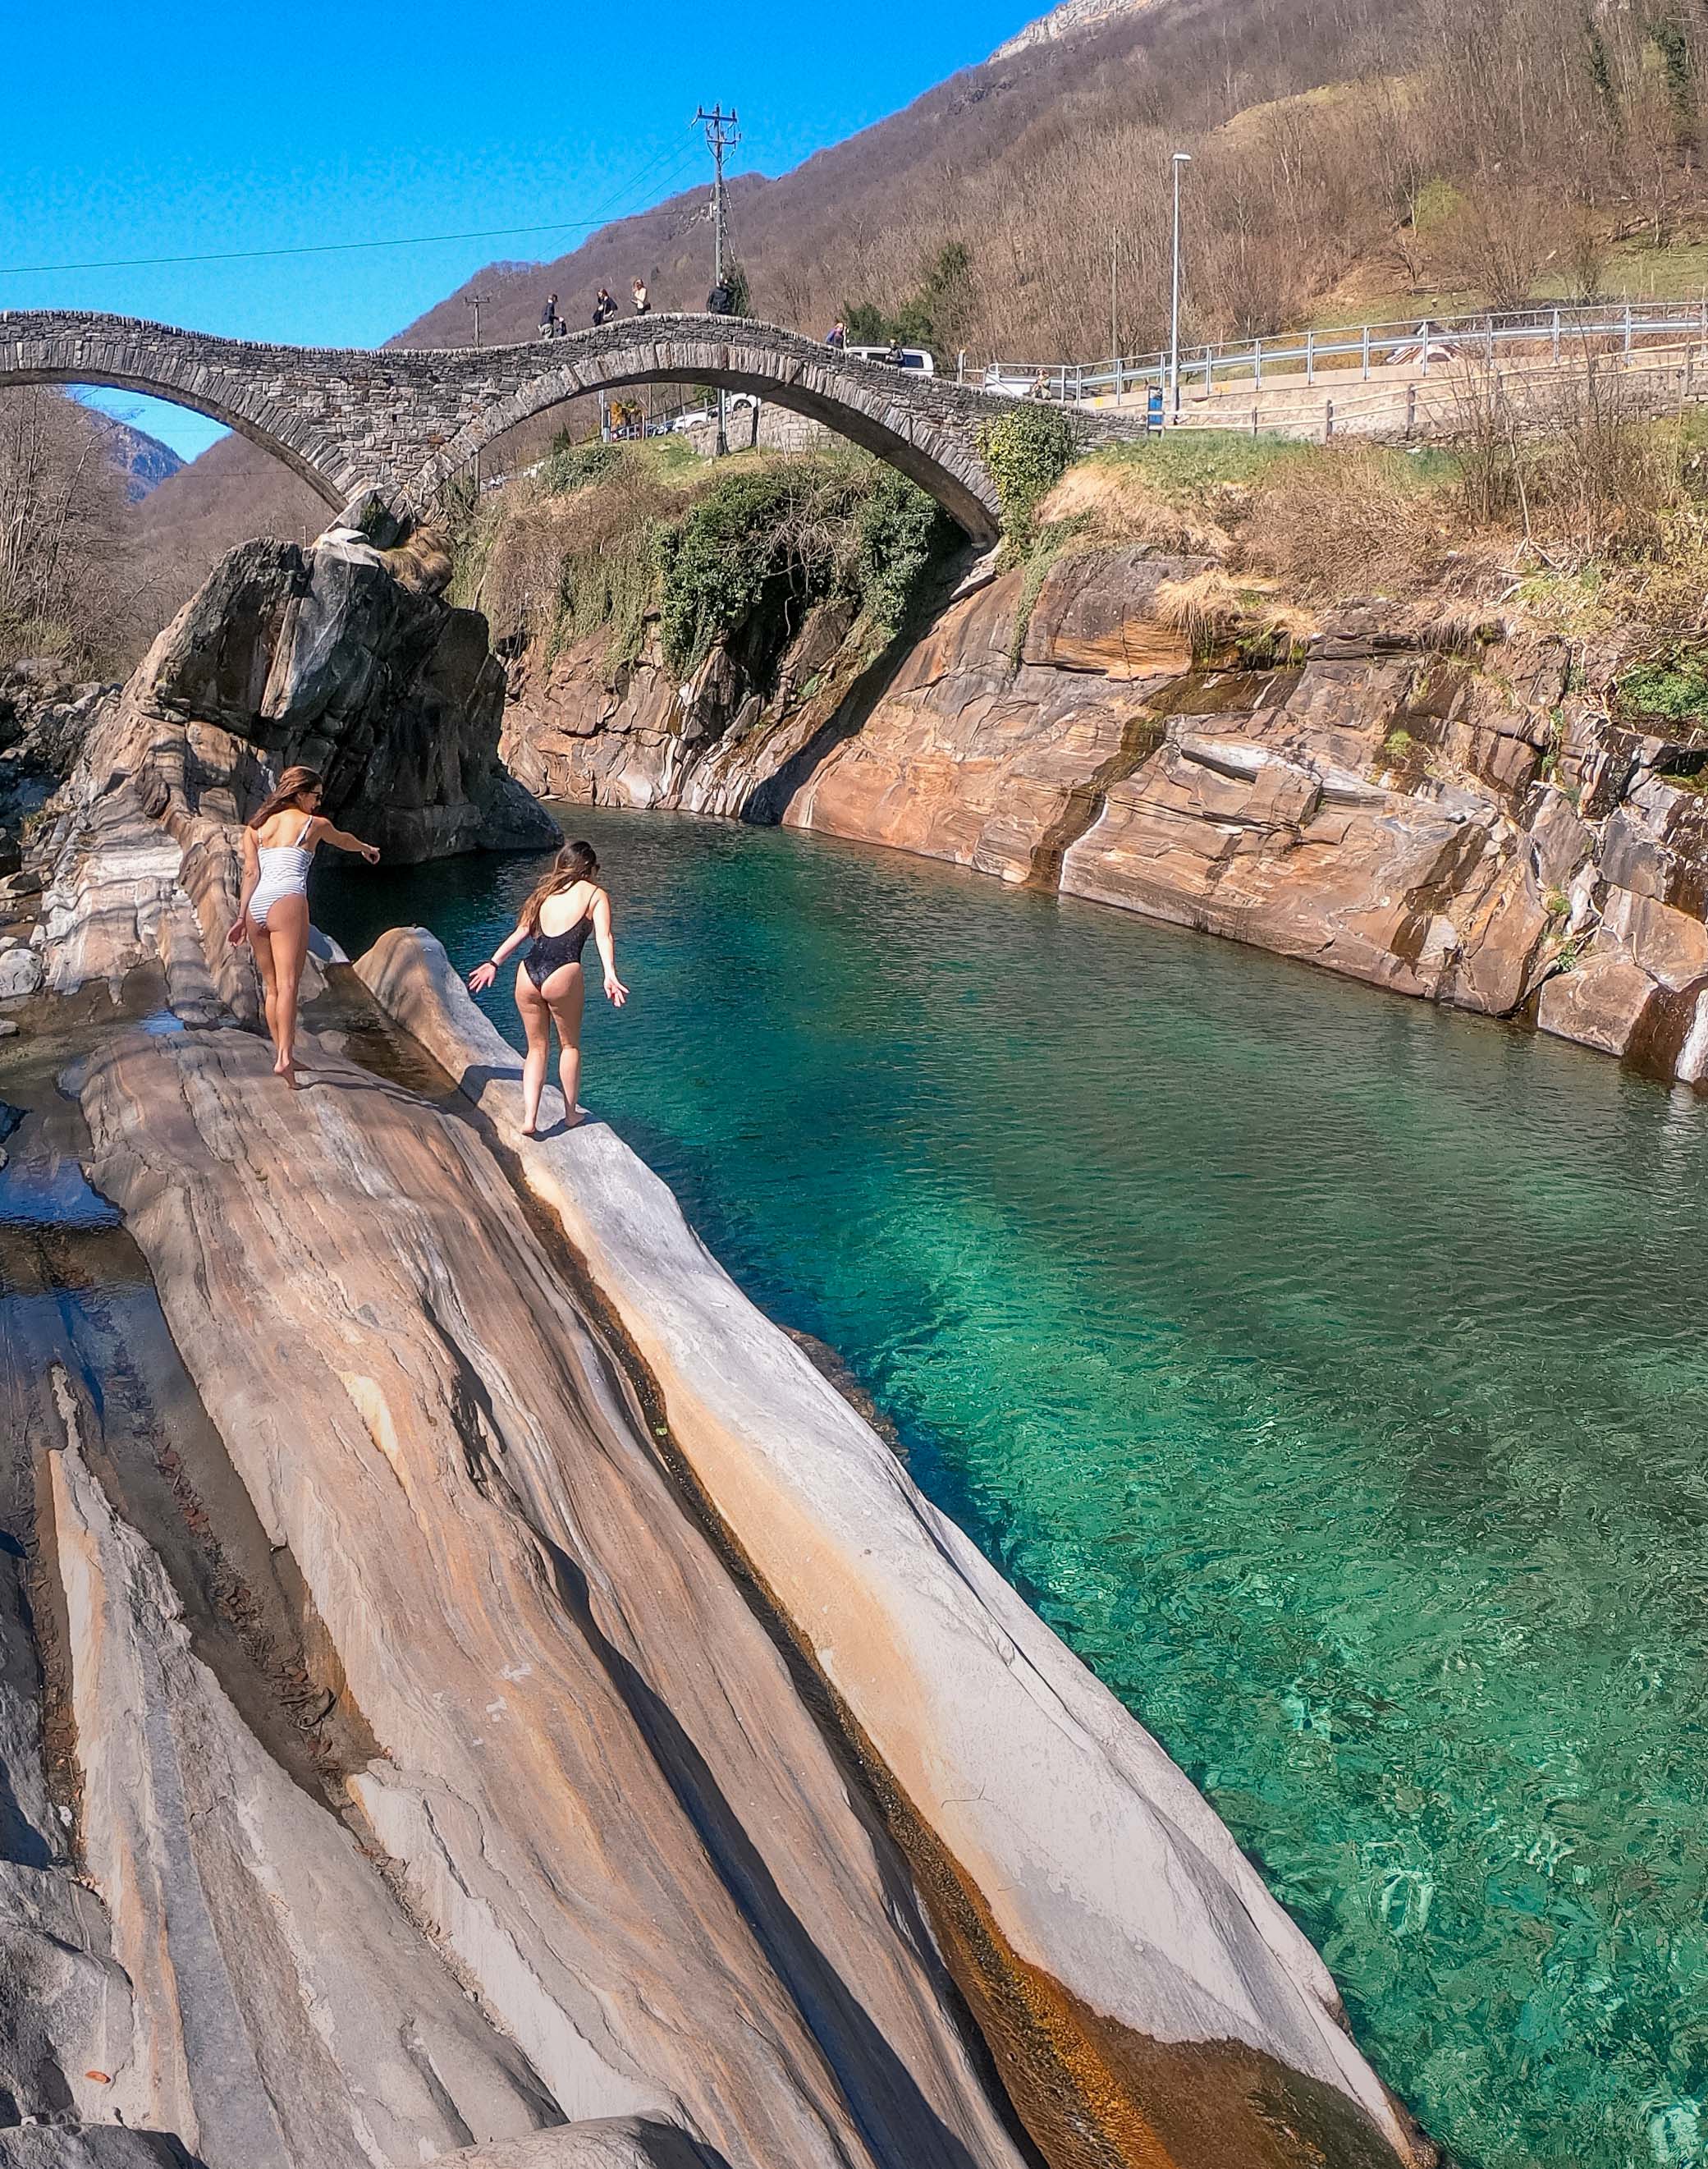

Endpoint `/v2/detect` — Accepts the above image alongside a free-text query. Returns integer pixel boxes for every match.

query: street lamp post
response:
[1170,151,1192,422]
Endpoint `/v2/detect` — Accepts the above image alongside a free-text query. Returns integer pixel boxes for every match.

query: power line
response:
[0,133,709,282]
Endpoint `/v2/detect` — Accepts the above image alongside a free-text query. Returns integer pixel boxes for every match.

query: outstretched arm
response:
[311,816,380,865]
[227,827,260,947]
[592,891,629,1007]
[468,919,531,993]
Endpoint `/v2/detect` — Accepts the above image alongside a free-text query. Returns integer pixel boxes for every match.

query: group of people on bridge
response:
[537,278,755,338]
[539,280,652,337]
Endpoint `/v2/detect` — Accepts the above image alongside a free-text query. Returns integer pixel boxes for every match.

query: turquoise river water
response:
[321,806,1708,2169]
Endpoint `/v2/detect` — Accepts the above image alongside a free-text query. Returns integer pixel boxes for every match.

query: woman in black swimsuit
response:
[469,841,629,1135]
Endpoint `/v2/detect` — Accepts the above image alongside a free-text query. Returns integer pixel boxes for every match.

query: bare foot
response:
[277,1061,301,1091]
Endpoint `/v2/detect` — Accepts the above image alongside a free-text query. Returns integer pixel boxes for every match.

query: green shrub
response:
[657,455,946,677]
[539,438,624,494]
[978,405,1076,561]
[1618,645,1708,738]
[856,470,948,640]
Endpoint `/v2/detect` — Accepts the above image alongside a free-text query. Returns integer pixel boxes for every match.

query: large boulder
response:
[135,530,558,864]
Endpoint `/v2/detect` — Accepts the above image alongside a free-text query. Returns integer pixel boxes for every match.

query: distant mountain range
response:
[95,415,185,501]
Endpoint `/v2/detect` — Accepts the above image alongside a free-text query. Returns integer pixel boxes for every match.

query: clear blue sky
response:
[2,0,1035,459]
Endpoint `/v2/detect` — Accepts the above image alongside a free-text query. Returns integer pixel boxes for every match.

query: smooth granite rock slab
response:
[44,1425,556,2167]
[358,927,1427,2169]
[74,1023,1028,2169]
[445,2120,719,2167]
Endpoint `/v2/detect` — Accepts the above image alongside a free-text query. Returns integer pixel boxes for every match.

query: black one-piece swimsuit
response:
[523,914,592,989]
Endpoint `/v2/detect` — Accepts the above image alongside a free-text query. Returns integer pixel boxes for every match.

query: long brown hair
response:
[520,841,599,931]
[247,766,323,831]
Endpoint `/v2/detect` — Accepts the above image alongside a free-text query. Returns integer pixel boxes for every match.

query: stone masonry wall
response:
[0,311,1138,541]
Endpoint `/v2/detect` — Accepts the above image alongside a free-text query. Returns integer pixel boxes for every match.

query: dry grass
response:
[1239,444,1462,604]
[1035,463,1236,557]
[459,449,703,663]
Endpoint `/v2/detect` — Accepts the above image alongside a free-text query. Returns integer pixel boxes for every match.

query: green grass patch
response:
[1083,430,1321,496]
[1617,644,1708,739]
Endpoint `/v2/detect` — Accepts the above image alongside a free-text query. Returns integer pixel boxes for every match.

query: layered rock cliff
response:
[500,536,1708,1086]
[4,524,561,1022]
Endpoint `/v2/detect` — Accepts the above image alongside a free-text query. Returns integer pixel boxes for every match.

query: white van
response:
[845,345,936,374]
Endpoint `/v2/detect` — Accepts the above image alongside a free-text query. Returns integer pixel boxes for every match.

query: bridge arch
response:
[410,319,1010,544]
[0,315,367,511]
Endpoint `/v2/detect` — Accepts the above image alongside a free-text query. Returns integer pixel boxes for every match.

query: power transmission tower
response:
[694,103,740,456]
[465,292,495,486]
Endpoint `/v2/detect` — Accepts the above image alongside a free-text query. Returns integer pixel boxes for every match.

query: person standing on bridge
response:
[632,277,651,315]
[539,292,559,338]
[826,320,846,351]
[593,287,619,327]
[228,768,380,1091]
[468,841,628,1136]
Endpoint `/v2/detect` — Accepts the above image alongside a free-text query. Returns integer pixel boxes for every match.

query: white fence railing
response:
[1157,341,1708,443]
[976,300,1708,406]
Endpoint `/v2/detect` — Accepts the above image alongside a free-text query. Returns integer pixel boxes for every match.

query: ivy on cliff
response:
[976,405,1076,563]
[454,443,950,684]
[654,455,949,679]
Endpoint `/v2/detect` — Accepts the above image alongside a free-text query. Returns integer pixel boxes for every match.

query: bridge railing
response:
[978,299,1708,407]
[1154,338,1708,443]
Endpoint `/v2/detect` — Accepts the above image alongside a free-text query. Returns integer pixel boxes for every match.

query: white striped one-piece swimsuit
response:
[250,816,317,929]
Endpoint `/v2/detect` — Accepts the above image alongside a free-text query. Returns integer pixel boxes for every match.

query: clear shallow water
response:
[322,810,1708,2169]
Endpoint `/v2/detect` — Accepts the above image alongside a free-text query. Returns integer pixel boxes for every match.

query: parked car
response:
[846,345,936,374]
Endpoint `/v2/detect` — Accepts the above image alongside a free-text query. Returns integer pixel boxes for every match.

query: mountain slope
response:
[135,0,1708,606]
[993,0,1167,61]
[94,417,185,501]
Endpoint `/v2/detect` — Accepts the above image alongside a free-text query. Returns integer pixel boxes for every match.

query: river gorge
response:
[324,806,1708,2169]
[7,464,1708,2169]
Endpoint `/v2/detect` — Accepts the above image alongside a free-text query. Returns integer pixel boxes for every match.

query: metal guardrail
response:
[1157,340,1708,443]
[978,300,1708,406]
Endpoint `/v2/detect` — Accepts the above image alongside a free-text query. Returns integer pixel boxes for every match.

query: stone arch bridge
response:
[0,310,1138,546]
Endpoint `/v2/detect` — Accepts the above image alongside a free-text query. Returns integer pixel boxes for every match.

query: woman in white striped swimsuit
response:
[228,767,380,1089]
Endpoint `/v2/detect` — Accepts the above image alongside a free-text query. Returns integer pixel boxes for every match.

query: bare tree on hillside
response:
[0,389,166,675]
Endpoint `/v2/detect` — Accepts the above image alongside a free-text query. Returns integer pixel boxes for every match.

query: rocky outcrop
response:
[497,536,1708,1083]
[499,589,894,819]
[359,927,1430,2169]
[6,525,561,1017]
[122,528,557,862]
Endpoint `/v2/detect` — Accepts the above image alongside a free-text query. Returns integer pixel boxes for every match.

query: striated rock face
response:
[128,529,558,863]
[497,537,1708,1083]
[67,1019,1036,2169]
[11,525,561,1016]
[359,928,1429,2169]
[499,589,896,821]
